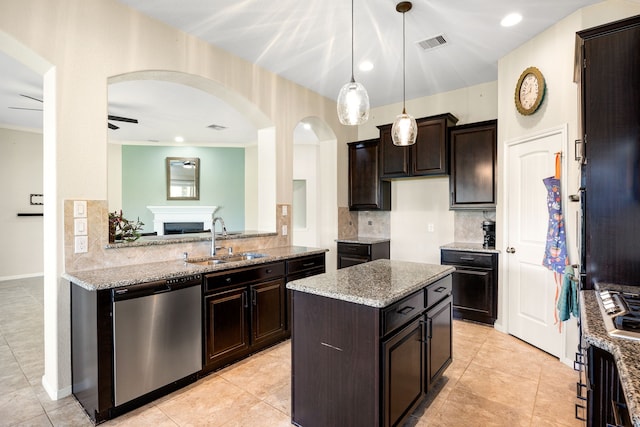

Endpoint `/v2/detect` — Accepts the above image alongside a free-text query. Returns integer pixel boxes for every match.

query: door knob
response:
[506,247,516,254]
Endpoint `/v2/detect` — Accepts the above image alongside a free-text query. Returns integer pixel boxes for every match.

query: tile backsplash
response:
[454,210,495,243]
[64,200,291,272]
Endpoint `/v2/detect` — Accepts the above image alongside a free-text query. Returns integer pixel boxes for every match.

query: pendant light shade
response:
[337,0,370,125]
[392,1,417,146]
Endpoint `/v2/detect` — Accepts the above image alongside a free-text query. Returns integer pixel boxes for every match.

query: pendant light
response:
[391,1,417,146]
[337,0,370,125]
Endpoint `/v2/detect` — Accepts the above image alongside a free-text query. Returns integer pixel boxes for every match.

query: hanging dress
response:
[542,175,568,273]
[542,153,569,331]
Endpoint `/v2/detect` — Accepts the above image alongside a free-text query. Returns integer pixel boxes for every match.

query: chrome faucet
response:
[211,216,228,256]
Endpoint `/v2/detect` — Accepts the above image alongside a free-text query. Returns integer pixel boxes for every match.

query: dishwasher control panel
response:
[112,274,202,300]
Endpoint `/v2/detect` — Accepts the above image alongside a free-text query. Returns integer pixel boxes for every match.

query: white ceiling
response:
[0,0,601,144]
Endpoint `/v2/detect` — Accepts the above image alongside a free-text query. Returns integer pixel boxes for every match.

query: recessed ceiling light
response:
[501,13,522,27]
[174,136,185,143]
[359,61,374,72]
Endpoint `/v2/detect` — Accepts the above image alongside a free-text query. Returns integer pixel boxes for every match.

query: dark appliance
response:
[482,220,495,249]
[595,289,640,341]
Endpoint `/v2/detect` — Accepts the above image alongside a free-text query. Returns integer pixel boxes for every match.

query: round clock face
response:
[515,67,545,115]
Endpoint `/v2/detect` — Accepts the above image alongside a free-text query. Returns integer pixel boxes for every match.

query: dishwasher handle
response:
[113,274,202,301]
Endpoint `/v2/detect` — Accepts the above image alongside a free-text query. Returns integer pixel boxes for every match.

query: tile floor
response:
[0,277,583,426]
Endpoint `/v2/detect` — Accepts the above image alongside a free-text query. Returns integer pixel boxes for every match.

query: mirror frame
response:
[166,157,200,200]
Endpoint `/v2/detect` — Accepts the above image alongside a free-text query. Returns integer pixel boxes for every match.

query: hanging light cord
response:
[350,0,355,83]
[401,9,406,114]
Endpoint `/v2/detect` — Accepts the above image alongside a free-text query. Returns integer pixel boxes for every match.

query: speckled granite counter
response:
[105,230,277,249]
[581,283,640,427]
[336,237,391,245]
[64,245,327,291]
[440,242,500,254]
[287,259,454,308]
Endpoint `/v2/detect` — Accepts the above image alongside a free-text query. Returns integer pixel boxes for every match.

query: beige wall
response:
[0,0,355,399]
[0,127,43,279]
[496,0,640,363]
[357,81,499,264]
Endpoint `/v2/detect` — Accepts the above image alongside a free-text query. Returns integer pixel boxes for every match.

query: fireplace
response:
[147,206,217,236]
[163,222,206,235]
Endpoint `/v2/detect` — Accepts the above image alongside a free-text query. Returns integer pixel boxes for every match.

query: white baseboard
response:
[41,375,72,401]
[0,273,44,282]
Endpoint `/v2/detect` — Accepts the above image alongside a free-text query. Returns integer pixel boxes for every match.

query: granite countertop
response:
[440,242,500,254]
[104,230,277,249]
[287,259,454,308]
[581,283,640,427]
[336,237,391,245]
[64,246,327,291]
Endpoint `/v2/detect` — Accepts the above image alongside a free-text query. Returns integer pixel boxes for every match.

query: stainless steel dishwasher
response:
[112,274,202,407]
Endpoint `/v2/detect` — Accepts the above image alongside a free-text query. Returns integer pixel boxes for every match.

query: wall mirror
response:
[166,157,200,200]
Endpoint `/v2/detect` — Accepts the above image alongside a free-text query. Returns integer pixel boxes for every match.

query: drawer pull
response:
[397,306,415,315]
[460,256,476,261]
[225,277,232,283]
[266,269,272,273]
[303,262,315,267]
[433,286,447,293]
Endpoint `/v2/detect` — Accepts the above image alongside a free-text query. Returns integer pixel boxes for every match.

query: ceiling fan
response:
[8,94,43,111]
[9,94,138,130]
[108,114,138,130]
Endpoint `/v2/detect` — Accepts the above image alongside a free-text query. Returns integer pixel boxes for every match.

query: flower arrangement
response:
[109,210,145,243]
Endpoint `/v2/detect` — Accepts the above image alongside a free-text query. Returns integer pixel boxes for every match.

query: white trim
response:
[41,376,71,400]
[147,205,218,235]
[0,273,43,282]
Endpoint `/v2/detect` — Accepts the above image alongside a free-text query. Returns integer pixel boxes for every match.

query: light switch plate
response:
[282,225,288,236]
[74,218,88,236]
[282,205,288,216]
[74,236,88,253]
[73,200,87,218]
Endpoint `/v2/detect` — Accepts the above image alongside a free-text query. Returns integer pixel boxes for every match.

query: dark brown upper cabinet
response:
[348,139,391,211]
[378,113,458,179]
[448,119,497,210]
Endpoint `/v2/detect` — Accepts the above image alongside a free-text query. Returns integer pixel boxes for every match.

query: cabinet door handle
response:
[427,318,433,339]
[397,306,415,315]
[242,290,248,308]
[252,289,257,306]
[434,286,447,293]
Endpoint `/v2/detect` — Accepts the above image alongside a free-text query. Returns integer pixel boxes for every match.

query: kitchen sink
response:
[187,252,269,266]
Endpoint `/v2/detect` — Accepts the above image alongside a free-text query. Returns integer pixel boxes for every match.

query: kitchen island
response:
[287,259,454,427]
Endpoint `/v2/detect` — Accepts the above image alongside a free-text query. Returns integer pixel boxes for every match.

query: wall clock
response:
[514,66,545,115]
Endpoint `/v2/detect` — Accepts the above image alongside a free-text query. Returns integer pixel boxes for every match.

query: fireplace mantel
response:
[147,206,217,235]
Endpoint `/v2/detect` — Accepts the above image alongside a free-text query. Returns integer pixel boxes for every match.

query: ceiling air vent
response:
[417,34,448,51]
[207,124,227,131]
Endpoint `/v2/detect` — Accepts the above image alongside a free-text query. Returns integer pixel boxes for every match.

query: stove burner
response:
[596,290,640,341]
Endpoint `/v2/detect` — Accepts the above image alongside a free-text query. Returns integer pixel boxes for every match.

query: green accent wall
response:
[121,145,245,233]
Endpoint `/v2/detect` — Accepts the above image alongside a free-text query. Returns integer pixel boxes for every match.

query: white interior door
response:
[505,126,567,357]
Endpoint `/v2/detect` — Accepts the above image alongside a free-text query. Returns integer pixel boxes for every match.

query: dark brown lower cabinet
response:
[441,249,497,325]
[586,346,631,427]
[337,240,391,269]
[292,275,452,427]
[203,262,287,372]
[204,286,250,368]
[383,317,425,427]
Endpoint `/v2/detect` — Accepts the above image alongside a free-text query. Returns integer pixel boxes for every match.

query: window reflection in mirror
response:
[166,157,200,200]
